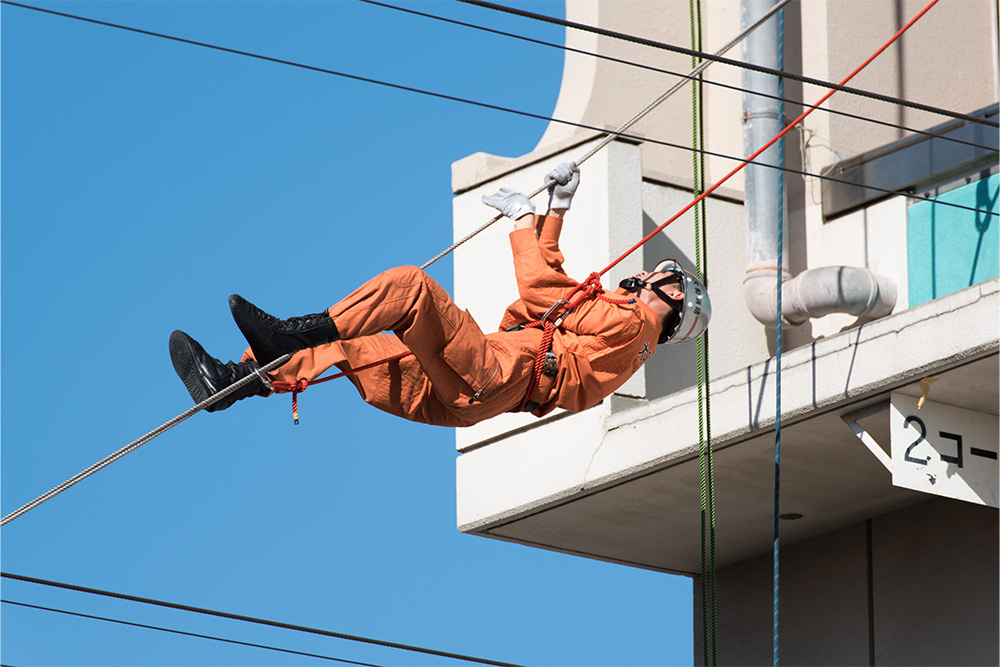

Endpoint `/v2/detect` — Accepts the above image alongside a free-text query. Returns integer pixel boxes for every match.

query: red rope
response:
[515,0,939,410]
[594,0,941,280]
[270,350,413,424]
[515,320,555,412]
[268,0,940,422]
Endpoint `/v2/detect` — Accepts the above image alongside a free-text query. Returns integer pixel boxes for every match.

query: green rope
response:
[690,1,717,664]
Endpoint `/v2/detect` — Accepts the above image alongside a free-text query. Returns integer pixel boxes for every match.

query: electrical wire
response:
[2,0,994,221]
[0,572,526,667]
[358,0,996,154]
[2,599,386,667]
[455,0,998,128]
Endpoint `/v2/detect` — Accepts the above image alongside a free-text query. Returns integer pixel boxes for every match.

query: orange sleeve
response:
[509,223,579,321]
[536,214,567,274]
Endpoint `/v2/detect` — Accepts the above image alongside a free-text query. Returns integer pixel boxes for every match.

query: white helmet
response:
[650,259,712,344]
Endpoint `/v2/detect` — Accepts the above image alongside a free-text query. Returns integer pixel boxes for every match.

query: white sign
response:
[890,393,999,507]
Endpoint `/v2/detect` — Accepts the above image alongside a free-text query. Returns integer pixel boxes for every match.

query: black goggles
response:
[619,270,685,313]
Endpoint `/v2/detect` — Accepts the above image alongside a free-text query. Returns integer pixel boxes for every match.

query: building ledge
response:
[457,278,999,573]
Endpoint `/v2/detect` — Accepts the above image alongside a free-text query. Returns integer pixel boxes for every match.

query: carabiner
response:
[542,299,571,328]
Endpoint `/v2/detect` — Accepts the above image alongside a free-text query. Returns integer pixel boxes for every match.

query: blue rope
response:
[772,9,785,667]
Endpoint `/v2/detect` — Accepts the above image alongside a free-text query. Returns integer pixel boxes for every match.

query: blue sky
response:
[1,1,694,665]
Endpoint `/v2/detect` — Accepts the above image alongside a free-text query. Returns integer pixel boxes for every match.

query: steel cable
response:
[455,0,998,128]
[1,0,993,528]
[0,353,293,527]
[420,0,787,268]
[0,0,782,528]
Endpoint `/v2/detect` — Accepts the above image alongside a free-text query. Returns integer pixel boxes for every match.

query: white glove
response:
[482,187,535,222]
[545,161,580,210]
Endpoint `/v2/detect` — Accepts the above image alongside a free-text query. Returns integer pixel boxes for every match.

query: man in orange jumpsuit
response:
[169,163,711,426]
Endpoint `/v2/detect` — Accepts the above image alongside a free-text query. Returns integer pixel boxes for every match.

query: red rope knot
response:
[271,378,309,395]
[579,272,605,300]
[271,378,310,425]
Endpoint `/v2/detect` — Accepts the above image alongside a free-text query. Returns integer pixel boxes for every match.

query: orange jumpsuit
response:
[243,215,663,427]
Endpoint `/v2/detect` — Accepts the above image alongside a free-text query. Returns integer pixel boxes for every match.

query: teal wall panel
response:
[908,174,999,307]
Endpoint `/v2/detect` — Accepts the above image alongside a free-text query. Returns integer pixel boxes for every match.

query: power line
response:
[454,0,998,129]
[2,0,994,221]
[1,572,526,667]
[2,599,386,667]
[358,0,996,154]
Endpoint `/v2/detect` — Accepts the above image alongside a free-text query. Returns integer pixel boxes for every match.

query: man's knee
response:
[384,266,452,306]
[384,265,427,286]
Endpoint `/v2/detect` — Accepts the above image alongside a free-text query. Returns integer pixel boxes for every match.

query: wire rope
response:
[358,0,996,154]
[2,0,994,528]
[421,0,790,268]
[1,572,526,667]
[0,353,293,527]
[0,0,781,528]
[2,599,386,667]
[455,0,998,128]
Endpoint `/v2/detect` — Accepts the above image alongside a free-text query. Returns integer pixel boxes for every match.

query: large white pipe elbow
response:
[740,0,897,330]
[744,267,897,326]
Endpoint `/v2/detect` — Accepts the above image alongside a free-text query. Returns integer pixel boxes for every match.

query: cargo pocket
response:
[439,308,501,403]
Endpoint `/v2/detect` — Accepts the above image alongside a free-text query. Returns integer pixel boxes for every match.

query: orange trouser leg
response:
[242,266,517,425]
[328,266,502,400]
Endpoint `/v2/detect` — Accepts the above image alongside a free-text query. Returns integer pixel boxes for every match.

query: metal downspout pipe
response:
[740,0,896,326]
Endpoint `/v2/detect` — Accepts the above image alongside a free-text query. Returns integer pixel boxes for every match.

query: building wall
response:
[819,0,997,159]
[794,0,997,336]
[452,2,999,662]
[694,497,1000,666]
[453,0,999,358]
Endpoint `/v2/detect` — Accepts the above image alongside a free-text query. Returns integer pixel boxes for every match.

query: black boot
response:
[169,330,270,412]
[229,294,340,366]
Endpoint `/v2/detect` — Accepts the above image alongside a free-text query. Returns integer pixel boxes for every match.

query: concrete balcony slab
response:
[457,278,999,574]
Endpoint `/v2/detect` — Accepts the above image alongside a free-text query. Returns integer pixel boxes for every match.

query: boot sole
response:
[169,330,214,406]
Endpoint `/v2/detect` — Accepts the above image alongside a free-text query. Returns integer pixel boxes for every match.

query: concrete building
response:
[450,1,998,664]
